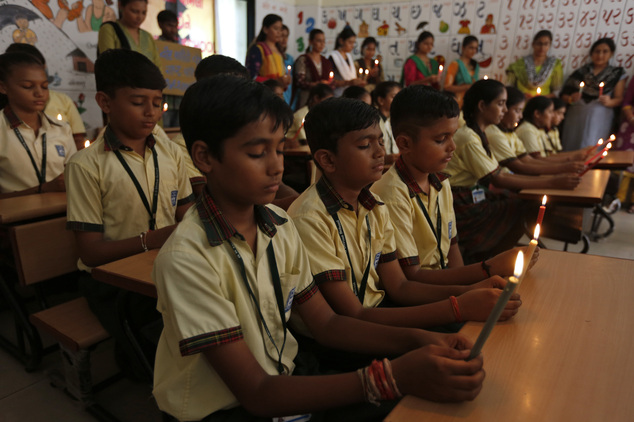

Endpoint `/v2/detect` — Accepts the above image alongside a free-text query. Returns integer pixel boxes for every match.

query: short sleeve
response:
[383,194,419,267]
[61,94,86,134]
[487,126,518,163]
[173,146,194,205]
[378,206,397,263]
[65,158,104,232]
[460,140,499,181]
[97,23,119,54]
[516,124,543,155]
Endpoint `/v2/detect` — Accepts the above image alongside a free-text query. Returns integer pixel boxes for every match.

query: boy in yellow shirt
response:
[287,97,521,334]
[153,75,485,421]
[371,85,534,284]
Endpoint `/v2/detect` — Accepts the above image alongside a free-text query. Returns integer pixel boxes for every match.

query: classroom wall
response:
[257,0,634,83]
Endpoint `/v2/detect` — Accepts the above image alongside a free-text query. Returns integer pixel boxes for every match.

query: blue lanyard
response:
[228,239,287,374]
[113,147,160,230]
[331,213,372,304]
[13,128,46,186]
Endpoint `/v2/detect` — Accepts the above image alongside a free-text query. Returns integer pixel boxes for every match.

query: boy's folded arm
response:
[74,225,176,267]
[202,340,363,417]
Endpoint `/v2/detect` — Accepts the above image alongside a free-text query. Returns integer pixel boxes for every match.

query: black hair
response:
[5,43,45,64]
[462,35,479,69]
[390,85,459,138]
[462,79,506,156]
[552,97,566,110]
[157,10,177,24]
[591,37,616,54]
[282,24,289,33]
[120,0,147,6]
[505,86,525,108]
[371,81,401,106]
[342,85,370,101]
[334,27,356,50]
[415,31,434,52]
[533,30,552,44]
[255,14,282,43]
[262,78,284,91]
[361,37,377,52]
[523,95,553,125]
[309,28,324,42]
[180,75,292,161]
[304,97,380,156]
[194,54,249,81]
[95,49,165,97]
[307,83,334,104]
[0,51,44,83]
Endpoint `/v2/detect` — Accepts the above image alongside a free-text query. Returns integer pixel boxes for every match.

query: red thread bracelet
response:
[450,295,462,323]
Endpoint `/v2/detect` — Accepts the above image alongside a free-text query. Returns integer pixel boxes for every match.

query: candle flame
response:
[365,69,369,75]
[84,140,90,148]
[483,75,488,80]
[374,59,379,65]
[597,138,603,146]
[287,65,292,71]
[609,134,616,141]
[439,65,444,71]
[602,150,608,157]
[514,251,524,279]
[607,142,612,149]
[533,224,540,240]
[359,68,363,75]
[56,113,62,121]
[329,71,334,79]
[536,87,542,95]
[542,195,547,205]
[579,81,585,88]
[163,103,168,112]
[599,82,605,88]
[514,122,518,127]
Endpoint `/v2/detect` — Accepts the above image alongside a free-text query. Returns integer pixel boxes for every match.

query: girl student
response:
[0,52,76,198]
[292,28,334,109]
[444,80,580,262]
[443,35,480,108]
[245,14,291,90]
[328,26,366,97]
[486,86,585,175]
[372,80,402,163]
[516,95,592,162]
[402,31,440,88]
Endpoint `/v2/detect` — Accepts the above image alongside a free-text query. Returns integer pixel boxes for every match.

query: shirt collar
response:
[394,155,449,197]
[316,176,381,215]
[196,188,288,247]
[2,106,62,130]
[103,125,156,152]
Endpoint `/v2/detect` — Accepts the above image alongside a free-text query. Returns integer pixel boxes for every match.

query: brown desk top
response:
[593,150,634,169]
[0,192,67,224]
[386,250,634,422]
[518,169,609,204]
[91,249,159,298]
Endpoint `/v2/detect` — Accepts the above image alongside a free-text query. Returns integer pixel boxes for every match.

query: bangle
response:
[139,231,148,252]
[481,260,492,278]
[450,295,462,323]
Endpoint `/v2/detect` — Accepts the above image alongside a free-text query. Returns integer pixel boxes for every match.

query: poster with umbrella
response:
[0,4,41,45]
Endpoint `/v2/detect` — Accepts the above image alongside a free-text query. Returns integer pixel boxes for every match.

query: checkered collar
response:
[196,188,288,247]
[316,176,381,215]
[394,155,449,198]
[2,106,62,129]
[102,125,156,152]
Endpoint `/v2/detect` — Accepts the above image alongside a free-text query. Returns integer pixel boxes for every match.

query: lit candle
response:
[359,67,364,78]
[438,64,444,89]
[536,87,542,96]
[467,251,523,361]
[536,195,547,226]
[579,81,585,95]
[290,118,305,143]
[594,138,604,153]
[483,75,489,80]
[580,147,611,176]
[84,139,91,149]
[287,65,292,76]
[609,134,616,142]
[56,113,63,121]
[163,103,168,112]
[519,224,540,288]
[374,59,379,66]
[584,142,612,166]
[364,68,369,80]
[599,81,604,96]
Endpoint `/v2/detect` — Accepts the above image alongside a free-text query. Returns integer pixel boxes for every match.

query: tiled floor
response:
[1,209,633,422]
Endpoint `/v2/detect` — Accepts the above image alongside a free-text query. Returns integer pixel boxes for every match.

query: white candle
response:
[518,225,540,288]
[438,65,444,89]
[579,81,585,95]
[467,251,523,361]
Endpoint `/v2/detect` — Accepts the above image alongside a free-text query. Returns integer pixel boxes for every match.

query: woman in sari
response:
[291,29,333,109]
[245,14,290,89]
[401,31,440,88]
[506,30,563,98]
[560,38,626,150]
[444,35,480,107]
[328,26,365,97]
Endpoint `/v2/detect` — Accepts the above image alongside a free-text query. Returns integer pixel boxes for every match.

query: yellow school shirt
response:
[45,90,86,135]
[486,124,527,163]
[547,127,563,152]
[371,157,457,270]
[168,133,205,186]
[0,106,76,194]
[153,190,317,420]
[516,121,551,157]
[65,125,194,271]
[287,176,398,308]
[445,125,500,188]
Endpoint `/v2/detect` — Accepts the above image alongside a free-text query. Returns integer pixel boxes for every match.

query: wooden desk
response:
[386,250,634,422]
[91,249,158,298]
[593,150,634,170]
[0,192,67,224]
[519,169,609,205]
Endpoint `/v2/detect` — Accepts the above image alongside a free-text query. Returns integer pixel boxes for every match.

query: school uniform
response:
[0,106,76,193]
[370,157,457,271]
[287,176,398,309]
[547,127,563,153]
[379,115,398,155]
[168,133,206,188]
[486,124,527,166]
[516,121,552,157]
[153,190,318,421]
[45,90,86,136]
[445,125,522,259]
[287,105,308,143]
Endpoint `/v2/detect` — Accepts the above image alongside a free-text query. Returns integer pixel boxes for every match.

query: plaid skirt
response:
[452,187,523,256]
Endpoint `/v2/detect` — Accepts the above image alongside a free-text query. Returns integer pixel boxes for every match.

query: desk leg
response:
[0,273,43,371]
[589,205,615,240]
